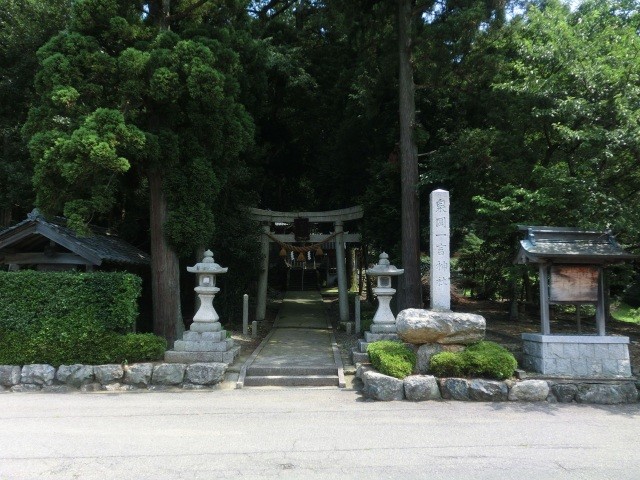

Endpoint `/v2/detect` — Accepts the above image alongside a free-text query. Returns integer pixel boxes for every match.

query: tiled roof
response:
[0,210,149,266]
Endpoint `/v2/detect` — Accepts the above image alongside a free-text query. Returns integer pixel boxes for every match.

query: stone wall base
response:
[0,362,227,393]
[356,365,639,404]
[522,334,631,377]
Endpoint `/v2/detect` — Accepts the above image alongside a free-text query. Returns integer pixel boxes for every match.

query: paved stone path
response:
[238,290,344,387]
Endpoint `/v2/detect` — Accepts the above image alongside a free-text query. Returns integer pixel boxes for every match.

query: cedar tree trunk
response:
[398,0,422,309]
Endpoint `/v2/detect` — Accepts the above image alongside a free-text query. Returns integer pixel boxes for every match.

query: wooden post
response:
[539,264,550,335]
[596,267,606,336]
[256,223,270,321]
[335,220,349,322]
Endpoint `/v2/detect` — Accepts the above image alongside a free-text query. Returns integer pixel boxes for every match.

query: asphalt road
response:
[1,387,639,480]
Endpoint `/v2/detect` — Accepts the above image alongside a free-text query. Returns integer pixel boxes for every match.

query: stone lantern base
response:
[165,326,240,365]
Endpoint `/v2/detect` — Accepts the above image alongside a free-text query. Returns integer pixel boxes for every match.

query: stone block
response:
[508,380,549,401]
[103,383,137,392]
[124,363,153,387]
[165,351,223,363]
[570,359,588,377]
[189,322,222,333]
[12,384,42,392]
[601,359,619,376]
[21,364,55,386]
[174,339,233,352]
[222,346,240,364]
[551,384,578,403]
[618,360,632,377]
[362,371,404,401]
[416,344,443,374]
[352,351,369,364]
[201,331,227,342]
[185,363,227,385]
[42,385,74,393]
[356,364,374,379]
[438,378,470,401]
[396,309,485,345]
[563,343,580,358]
[80,383,103,392]
[370,324,398,334]
[587,362,603,376]
[56,364,95,387]
[365,332,400,343]
[0,366,21,386]
[468,379,508,402]
[548,343,564,358]
[404,375,441,401]
[152,363,186,385]
[554,359,572,376]
[94,364,124,384]
[576,383,638,404]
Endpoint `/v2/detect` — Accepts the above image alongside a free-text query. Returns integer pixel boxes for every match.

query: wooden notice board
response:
[549,265,599,303]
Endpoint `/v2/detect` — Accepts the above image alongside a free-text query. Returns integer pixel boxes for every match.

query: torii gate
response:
[249,206,364,323]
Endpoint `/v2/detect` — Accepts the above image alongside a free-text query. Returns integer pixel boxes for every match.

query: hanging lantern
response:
[297,251,306,262]
[315,247,324,257]
[279,247,287,257]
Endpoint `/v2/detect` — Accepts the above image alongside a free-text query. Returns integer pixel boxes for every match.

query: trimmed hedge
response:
[367,340,417,379]
[0,317,166,367]
[429,341,517,380]
[0,271,141,333]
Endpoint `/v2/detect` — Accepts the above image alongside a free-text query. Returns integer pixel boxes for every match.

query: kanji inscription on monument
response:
[430,189,450,310]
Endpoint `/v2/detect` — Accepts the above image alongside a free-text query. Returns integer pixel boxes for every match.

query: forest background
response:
[1,0,639,343]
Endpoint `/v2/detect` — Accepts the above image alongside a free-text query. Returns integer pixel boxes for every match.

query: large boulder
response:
[439,378,470,401]
[575,383,638,404]
[185,363,227,385]
[56,364,95,388]
[21,364,56,386]
[362,371,405,401]
[508,380,549,401]
[469,379,508,402]
[124,363,154,387]
[404,375,441,401]
[397,309,486,345]
[0,366,21,386]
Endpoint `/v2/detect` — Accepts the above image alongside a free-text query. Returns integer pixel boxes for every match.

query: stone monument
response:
[165,250,240,364]
[430,189,450,311]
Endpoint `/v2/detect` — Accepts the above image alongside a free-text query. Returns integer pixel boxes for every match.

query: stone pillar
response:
[596,268,606,336]
[539,265,550,335]
[335,220,349,322]
[256,223,270,321]
[430,189,450,311]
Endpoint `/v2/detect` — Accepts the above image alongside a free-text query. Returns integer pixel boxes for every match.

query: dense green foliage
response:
[2,0,640,325]
[0,317,166,367]
[367,340,417,379]
[429,341,518,380]
[0,271,141,333]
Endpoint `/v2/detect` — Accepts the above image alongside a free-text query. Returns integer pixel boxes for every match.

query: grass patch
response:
[611,302,640,324]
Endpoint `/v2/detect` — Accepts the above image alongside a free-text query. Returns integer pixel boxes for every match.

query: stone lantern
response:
[164,250,240,365]
[366,252,404,333]
[186,250,227,329]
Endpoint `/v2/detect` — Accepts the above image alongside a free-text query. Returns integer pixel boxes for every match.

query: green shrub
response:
[367,340,416,379]
[0,317,166,367]
[116,333,167,363]
[429,351,465,377]
[0,271,141,333]
[429,341,517,380]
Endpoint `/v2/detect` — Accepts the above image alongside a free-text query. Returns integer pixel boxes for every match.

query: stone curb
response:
[0,362,227,393]
[355,364,640,404]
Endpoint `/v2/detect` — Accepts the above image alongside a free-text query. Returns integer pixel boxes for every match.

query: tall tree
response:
[23,0,255,343]
[0,0,71,226]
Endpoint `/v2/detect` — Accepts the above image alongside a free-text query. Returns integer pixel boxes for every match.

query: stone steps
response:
[243,374,339,387]
[243,364,340,387]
